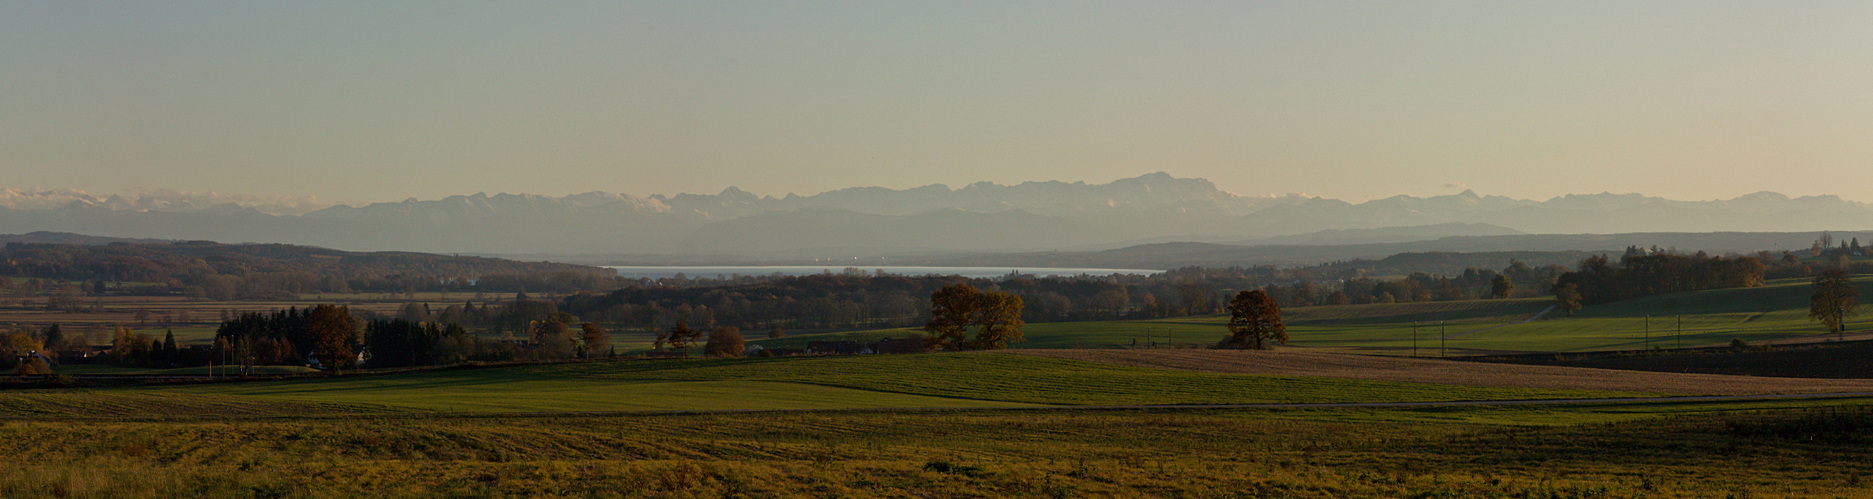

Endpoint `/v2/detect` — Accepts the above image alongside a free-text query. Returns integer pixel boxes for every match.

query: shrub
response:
[703,327,745,358]
[13,358,51,376]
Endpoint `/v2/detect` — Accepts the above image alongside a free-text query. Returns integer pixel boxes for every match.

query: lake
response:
[605,265,1163,280]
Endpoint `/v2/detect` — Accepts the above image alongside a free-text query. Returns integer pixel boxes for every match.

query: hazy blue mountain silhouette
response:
[2,173,1869,258]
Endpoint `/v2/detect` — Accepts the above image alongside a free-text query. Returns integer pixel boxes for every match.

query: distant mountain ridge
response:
[0,187,329,216]
[898,231,1873,270]
[2,173,1869,258]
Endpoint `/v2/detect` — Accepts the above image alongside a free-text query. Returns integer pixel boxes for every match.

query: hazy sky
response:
[4,1,1872,205]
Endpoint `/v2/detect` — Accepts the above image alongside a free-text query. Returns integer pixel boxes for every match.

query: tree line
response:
[0,241,616,299]
[207,302,622,371]
[1551,251,1766,309]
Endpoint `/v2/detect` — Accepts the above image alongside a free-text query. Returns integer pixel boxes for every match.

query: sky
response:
[3,1,1872,206]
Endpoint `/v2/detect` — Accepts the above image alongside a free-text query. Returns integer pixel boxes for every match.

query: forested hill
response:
[0,231,176,246]
[0,237,615,298]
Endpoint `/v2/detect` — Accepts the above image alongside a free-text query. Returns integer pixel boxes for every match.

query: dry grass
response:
[0,392,404,418]
[1,406,1872,497]
[1006,348,1873,396]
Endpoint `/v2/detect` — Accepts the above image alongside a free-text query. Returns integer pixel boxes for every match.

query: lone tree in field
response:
[1223,289,1286,350]
[923,283,1027,351]
[1810,269,1858,334]
[1491,274,1515,299]
[1553,283,1582,316]
[703,326,745,357]
[307,304,357,373]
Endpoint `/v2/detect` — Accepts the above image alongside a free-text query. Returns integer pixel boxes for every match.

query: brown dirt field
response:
[1006,349,1873,396]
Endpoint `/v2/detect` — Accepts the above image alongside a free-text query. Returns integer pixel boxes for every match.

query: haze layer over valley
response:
[3,173,1869,264]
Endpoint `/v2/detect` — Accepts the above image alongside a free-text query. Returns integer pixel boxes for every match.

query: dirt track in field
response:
[1005,349,1873,396]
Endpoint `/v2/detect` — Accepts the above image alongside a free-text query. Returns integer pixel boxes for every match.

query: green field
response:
[9,278,1873,496]
[745,299,1547,352]
[63,353,1635,416]
[752,277,1873,355]
[4,340,1873,496]
[1406,277,1873,353]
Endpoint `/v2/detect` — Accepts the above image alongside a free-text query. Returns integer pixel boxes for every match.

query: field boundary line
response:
[11,392,1873,423]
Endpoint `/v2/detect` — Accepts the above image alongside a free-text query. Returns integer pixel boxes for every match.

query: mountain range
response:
[2,173,1868,263]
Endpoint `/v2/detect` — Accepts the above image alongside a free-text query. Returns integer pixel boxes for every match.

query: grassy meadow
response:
[5,340,1873,496]
[9,276,1873,496]
[6,353,1648,418]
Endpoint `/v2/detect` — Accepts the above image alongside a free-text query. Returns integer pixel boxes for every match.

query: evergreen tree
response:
[43,324,63,351]
[162,330,178,366]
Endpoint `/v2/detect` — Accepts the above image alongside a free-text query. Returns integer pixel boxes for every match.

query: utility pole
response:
[1440,321,1446,358]
[1644,315,1650,350]
[1412,322,1418,358]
